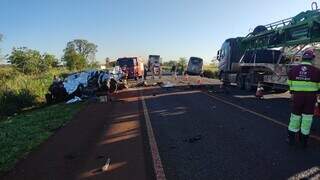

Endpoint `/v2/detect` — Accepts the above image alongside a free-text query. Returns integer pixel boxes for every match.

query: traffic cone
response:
[197,77,202,85]
[255,83,264,98]
[184,74,189,81]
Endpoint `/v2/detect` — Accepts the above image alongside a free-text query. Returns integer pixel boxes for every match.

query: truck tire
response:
[220,72,230,85]
[244,75,254,91]
[236,75,245,90]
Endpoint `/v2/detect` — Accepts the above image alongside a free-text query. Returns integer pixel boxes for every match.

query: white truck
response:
[148,55,162,79]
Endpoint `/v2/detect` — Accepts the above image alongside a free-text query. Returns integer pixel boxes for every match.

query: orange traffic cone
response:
[255,83,264,99]
[184,74,189,81]
[197,78,202,85]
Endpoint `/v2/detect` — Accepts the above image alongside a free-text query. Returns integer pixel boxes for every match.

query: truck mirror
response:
[217,50,221,61]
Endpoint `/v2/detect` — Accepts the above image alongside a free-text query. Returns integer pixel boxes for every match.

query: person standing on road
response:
[287,50,320,148]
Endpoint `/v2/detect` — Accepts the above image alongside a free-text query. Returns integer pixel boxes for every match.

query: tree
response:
[40,53,59,71]
[8,47,58,74]
[88,60,100,69]
[8,47,42,74]
[177,57,187,73]
[64,39,97,62]
[62,49,87,70]
[163,60,177,67]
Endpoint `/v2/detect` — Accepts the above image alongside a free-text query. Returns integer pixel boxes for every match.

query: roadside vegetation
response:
[203,64,219,79]
[0,39,98,119]
[0,102,84,172]
[0,37,97,173]
[0,66,70,118]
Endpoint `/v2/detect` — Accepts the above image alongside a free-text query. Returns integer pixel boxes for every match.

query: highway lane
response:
[142,86,320,180]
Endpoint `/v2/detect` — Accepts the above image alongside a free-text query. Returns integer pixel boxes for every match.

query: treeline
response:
[6,39,99,75]
[162,58,188,73]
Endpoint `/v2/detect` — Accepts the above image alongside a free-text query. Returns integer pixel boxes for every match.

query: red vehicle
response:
[116,57,144,79]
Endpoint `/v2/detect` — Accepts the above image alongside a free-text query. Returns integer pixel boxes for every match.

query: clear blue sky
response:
[0,0,312,63]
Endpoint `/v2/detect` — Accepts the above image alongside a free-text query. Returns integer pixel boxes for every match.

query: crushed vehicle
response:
[45,66,125,104]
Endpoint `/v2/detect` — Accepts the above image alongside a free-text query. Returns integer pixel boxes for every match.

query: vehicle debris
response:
[183,134,202,143]
[45,66,125,104]
[102,158,111,172]
[66,96,81,104]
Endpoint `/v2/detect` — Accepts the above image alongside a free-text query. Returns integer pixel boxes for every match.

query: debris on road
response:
[102,158,111,172]
[183,134,203,143]
[66,96,82,104]
[161,81,175,88]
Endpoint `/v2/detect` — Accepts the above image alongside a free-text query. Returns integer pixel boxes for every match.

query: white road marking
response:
[140,91,167,180]
[203,92,320,142]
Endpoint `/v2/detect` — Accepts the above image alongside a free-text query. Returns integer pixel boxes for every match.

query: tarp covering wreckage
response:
[46,67,125,104]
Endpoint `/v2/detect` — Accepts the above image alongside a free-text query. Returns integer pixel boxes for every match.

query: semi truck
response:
[148,55,162,79]
[217,2,320,91]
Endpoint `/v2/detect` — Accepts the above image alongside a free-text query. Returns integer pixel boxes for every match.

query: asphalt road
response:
[2,90,154,180]
[2,76,320,180]
[142,80,320,180]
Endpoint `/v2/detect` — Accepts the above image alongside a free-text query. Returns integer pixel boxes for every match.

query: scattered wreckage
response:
[46,67,126,104]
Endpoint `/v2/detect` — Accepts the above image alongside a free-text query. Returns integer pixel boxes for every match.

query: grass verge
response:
[0,102,84,173]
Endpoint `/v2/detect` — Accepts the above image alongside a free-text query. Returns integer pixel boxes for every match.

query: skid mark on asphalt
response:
[203,92,320,142]
[140,91,167,180]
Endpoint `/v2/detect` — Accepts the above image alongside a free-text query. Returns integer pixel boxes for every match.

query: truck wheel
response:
[244,75,254,91]
[236,75,245,90]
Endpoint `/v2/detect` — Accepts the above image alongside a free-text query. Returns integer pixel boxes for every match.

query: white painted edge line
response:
[140,90,167,180]
[203,92,320,142]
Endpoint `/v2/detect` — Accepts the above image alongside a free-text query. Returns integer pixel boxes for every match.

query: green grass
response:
[0,102,84,173]
[0,67,71,118]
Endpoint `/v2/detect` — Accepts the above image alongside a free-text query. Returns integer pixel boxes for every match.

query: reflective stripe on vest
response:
[287,80,319,92]
[300,61,312,65]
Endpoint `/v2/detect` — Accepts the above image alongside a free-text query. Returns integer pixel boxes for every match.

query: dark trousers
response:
[292,93,317,115]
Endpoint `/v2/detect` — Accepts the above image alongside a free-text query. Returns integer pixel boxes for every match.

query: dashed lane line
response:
[140,90,167,180]
[203,92,320,142]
